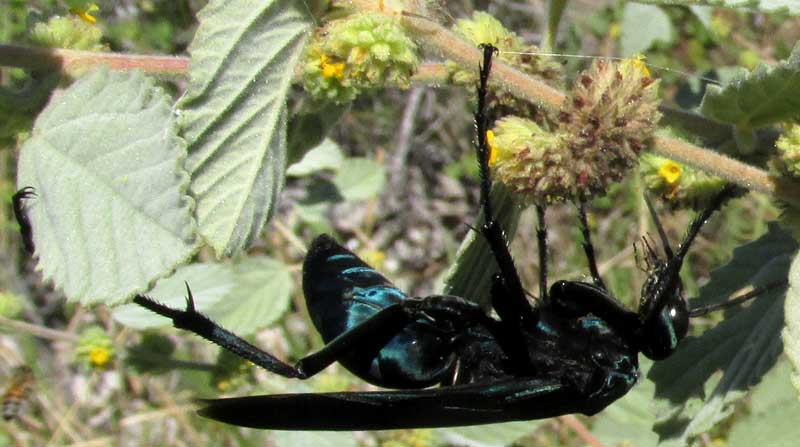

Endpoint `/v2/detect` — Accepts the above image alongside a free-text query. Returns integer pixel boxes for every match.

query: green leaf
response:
[437,421,543,447]
[286,139,344,177]
[443,184,522,308]
[207,256,293,335]
[688,6,714,29]
[700,43,800,128]
[273,431,358,447]
[294,201,334,235]
[635,0,799,15]
[648,223,796,446]
[114,257,293,335]
[16,68,197,305]
[620,3,674,56]
[593,359,659,446]
[112,262,235,328]
[179,0,311,257]
[728,360,800,447]
[332,158,387,201]
[782,239,800,394]
[286,101,349,166]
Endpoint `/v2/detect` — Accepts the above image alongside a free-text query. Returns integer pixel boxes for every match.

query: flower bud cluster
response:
[448,12,563,88]
[30,16,104,51]
[491,58,661,202]
[776,124,800,177]
[302,13,420,103]
[772,125,800,239]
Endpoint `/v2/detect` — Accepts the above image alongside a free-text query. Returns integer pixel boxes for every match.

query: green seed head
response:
[0,292,24,319]
[775,124,800,178]
[302,13,420,103]
[30,16,105,51]
[556,58,662,199]
[448,12,563,89]
[489,116,573,204]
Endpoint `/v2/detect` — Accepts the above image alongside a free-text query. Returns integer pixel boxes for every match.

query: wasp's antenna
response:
[642,184,739,322]
[643,193,673,259]
[673,185,739,264]
[689,280,788,317]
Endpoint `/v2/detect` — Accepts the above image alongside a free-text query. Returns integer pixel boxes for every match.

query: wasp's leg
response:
[473,44,534,324]
[12,187,36,254]
[135,286,488,380]
[577,201,607,291]
[548,280,639,333]
[536,205,548,301]
[488,274,534,369]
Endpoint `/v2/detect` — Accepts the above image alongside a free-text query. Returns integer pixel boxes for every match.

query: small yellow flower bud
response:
[486,130,498,166]
[658,160,681,185]
[70,3,100,24]
[623,54,651,78]
[640,153,726,210]
[320,55,346,80]
[75,326,115,370]
[89,347,111,367]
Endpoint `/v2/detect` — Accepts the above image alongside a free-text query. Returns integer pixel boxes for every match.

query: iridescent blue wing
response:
[302,235,454,388]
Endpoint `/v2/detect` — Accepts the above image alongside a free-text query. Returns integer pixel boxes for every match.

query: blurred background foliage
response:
[0,0,797,446]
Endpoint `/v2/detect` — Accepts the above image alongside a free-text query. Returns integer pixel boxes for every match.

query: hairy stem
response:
[0,44,189,74]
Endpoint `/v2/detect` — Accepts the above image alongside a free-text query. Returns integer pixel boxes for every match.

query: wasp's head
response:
[634,222,691,361]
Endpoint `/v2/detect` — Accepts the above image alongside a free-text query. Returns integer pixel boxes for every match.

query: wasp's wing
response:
[197,378,598,430]
[302,234,409,342]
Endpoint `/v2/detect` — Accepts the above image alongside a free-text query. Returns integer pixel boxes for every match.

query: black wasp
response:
[14,45,762,430]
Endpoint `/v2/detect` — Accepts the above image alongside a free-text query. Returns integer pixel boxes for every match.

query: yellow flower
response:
[358,248,386,271]
[623,54,651,78]
[320,54,346,80]
[89,347,111,367]
[76,326,115,369]
[609,23,621,39]
[486,130,498,166]
[658,160,681,185]
[70,2,99,24]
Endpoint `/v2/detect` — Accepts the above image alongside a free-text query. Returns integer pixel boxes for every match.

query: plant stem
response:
[0,44,189,74]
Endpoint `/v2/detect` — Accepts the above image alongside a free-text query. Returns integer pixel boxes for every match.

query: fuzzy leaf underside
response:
[16,68,197,305]
[620,3,673,56]
[700,43,800,128]
[179,0,310,257]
